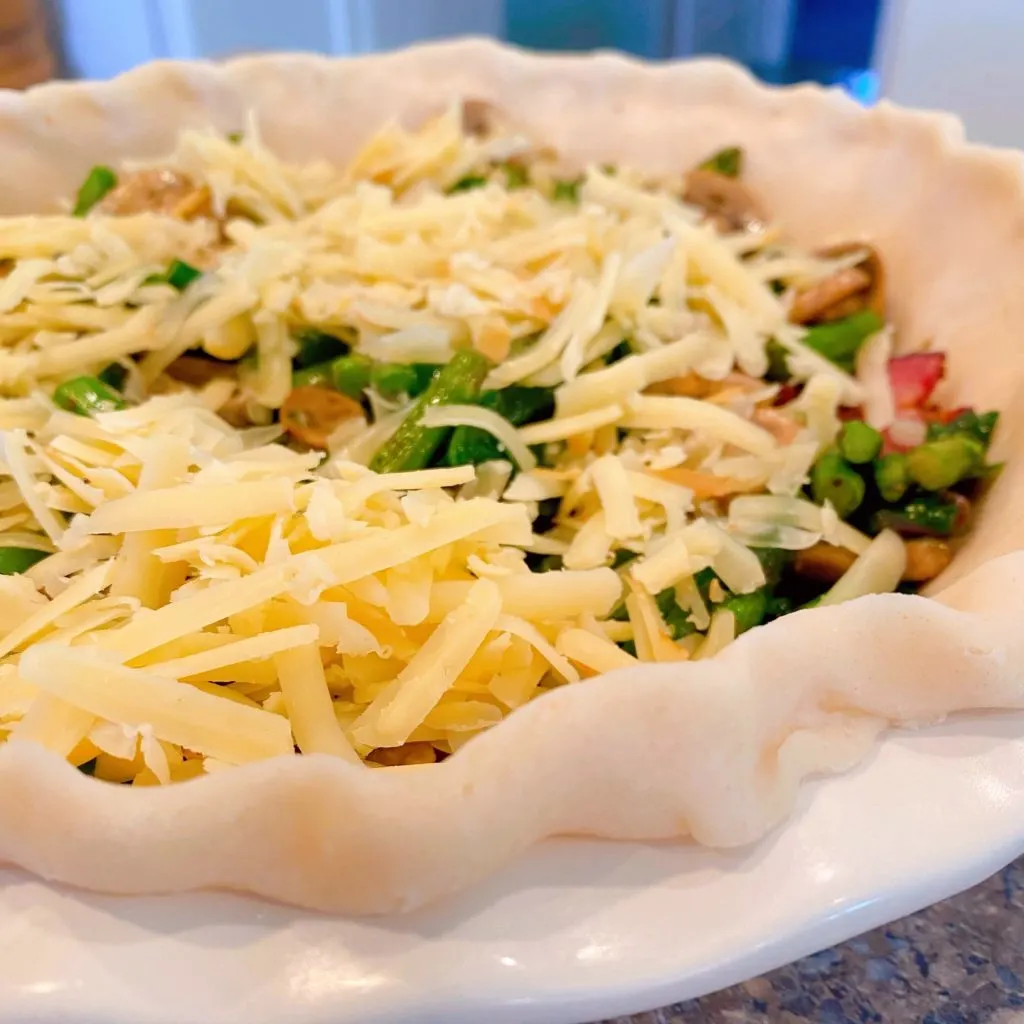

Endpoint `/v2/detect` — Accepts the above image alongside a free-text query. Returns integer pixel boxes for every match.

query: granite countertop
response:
[601,857,1024,1024]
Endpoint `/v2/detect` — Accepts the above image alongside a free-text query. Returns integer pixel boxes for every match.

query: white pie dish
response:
[0,31,1021,962]
[1,708,1022,1023]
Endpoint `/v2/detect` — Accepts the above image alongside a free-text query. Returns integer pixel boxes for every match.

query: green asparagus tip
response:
[874,452,910,503]
[839,420,883,464]
[810,450,865,519]
[329,354,373,399]
[906,436,984,492]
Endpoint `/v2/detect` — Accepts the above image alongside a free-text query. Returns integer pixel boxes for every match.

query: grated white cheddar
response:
[0,107,935,782]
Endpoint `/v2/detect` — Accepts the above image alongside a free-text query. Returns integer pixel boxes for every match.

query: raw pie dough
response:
[0,39,1023,914]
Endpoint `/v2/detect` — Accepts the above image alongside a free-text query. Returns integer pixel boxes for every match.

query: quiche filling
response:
[0,102,998,781]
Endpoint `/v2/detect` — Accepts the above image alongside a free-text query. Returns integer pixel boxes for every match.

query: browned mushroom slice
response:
[789,243,885,324]
[165,355,235,388]
[682,168,765,233]
[99,169,212,219]
[368,743,438,767]
[902,538,953,582]
[793,543,857,584]
[280,386,364,449]
[461,98,497,137]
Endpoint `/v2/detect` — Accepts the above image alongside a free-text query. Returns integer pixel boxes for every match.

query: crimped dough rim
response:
[0,38,1022,914]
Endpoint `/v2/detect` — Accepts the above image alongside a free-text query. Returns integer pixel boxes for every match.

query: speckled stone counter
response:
[605,857,1024,1024]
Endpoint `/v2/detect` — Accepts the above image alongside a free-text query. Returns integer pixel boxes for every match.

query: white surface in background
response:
[1,710,1023,1024]
[879,0,1024,147]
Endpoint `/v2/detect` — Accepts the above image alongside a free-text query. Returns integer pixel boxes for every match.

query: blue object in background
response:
[505,0,673,58]
[504,0,883,103]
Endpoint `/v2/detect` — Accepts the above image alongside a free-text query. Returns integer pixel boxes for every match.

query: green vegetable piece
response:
[552,178,581,203]
[606,340,632,365]
[906,436,984,491]
[370,350,492,473]
[698,146,743,178]
[446,385,554,467]
[411,364,440,393]
[655,588,696,641]
[369,363,437,400]
[73,165,117,217]
[292,361,335,390]
[53,375,126,416]
[693,567,718,603]
[618,639,637,657]
[927,409,1000,449]
[874,493,965,537]
[535,555,563,573]
[611,548,639,570]
[371,363,422,400]
[810,450,865,519]
[765,593,794,621]
[165,259,201,291]
[0,547,48,575]
[227,131,244,144]
[329,354,373,399]
[720,588,768,635]
[839,420,883,464]
[753,547,790,588]
[765,339,791,381]
[97,363,128,391]
[802,310,885,372]
[294,329,347,369]
[874,453,910,503]
[503,163,530,190]
[448,175,488,194]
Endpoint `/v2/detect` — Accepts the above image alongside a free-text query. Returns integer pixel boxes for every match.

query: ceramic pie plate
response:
[4,710,1024,1024]
[2,37,1024,1023]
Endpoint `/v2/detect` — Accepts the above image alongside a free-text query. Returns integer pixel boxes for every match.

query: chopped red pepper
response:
[887,352,946,412]
[772,382,802,406]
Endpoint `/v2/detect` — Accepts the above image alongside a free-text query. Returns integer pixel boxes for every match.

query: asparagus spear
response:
[446,386,554,467]
[810,450,865,519]
[906,436,984,491]
[370,350,491,473]
[839,420,883,464]
[874,453,910,503]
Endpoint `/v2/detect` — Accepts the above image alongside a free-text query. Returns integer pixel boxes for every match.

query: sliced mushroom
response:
[100,169,212,219]
[902,538,952,582]
[682,168,765,233]
[793,543,856,584]
[165,355,235,388]
[279,386,364,449]
[368,743,437,767]
[789,243,885,324]
[461,98,497,137]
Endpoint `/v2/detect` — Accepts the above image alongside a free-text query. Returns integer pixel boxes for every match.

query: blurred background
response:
[3,0,1020,147]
